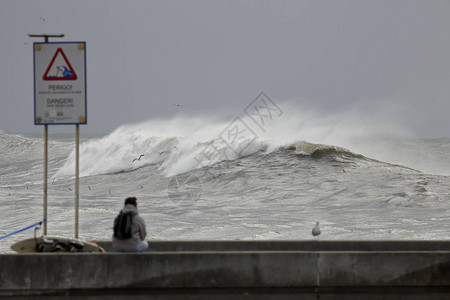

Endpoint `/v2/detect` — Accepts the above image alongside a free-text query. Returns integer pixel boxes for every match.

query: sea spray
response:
[52,101,449,178]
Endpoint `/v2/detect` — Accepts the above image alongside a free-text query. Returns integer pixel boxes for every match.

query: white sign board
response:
[34,42,86,125]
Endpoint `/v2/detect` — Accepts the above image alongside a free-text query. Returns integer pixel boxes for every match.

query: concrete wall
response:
[99,240,450,252]
[0,241,449,298]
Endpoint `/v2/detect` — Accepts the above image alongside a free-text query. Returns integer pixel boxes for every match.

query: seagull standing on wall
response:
[312,222,321,240]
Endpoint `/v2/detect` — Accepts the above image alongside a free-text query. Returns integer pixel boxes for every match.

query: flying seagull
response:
[132,154,145,163]
[312,222,321,240]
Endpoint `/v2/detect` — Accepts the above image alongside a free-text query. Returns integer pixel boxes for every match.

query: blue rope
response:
[0,219,47,241]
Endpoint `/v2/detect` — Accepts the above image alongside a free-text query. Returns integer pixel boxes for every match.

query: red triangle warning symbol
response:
[43,48,78,81]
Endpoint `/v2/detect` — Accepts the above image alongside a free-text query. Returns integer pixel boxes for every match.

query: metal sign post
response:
[75,124,80,238]
[43,125,48,235]
[29,34,86,239]
[28,34,65,235]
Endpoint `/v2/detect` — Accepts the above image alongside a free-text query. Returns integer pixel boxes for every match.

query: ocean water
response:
[1,115,449,253]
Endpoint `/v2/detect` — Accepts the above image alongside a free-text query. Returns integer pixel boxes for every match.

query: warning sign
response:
[43,48,78,81]
[34,42,86,125]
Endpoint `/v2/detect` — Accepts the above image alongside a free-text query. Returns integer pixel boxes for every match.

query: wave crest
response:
[53,120,269,178]
[290,141,364,159]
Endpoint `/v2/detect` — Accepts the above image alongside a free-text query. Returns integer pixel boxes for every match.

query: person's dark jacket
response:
[112,204,147,250]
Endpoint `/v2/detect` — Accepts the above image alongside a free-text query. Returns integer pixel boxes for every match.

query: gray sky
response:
[1,0,450,137]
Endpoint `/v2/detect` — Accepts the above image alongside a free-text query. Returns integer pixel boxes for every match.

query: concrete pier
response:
[0,241,449,299]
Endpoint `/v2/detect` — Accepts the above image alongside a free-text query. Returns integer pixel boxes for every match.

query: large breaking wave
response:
[51,109,387,178]
[45,100,450,177]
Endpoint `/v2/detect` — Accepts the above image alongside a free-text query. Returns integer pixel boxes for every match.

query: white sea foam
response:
[52,100,450,178]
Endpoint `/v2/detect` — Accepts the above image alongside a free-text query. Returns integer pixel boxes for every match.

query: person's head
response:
[124,197,137,207]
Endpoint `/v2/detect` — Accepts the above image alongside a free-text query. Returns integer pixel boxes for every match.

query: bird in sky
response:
[132,154,145,163]
[173,104,183,108]
[312,222,321,240]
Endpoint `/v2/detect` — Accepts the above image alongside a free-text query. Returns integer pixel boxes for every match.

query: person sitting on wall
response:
[112,197,148,252]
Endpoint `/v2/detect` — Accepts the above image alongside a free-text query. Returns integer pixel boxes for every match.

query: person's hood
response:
[121,204,138,215]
